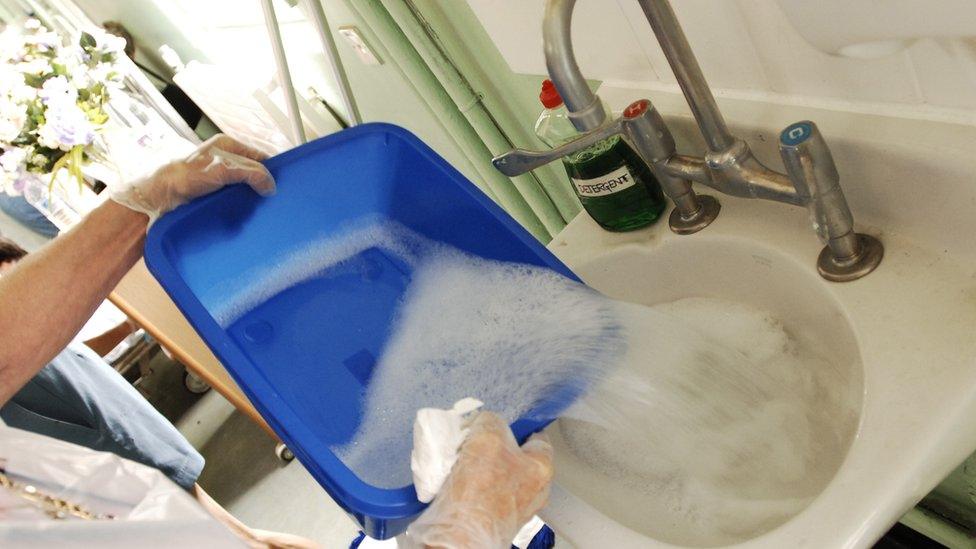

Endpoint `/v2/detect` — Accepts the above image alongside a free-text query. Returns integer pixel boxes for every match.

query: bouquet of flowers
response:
[0,18,126,196]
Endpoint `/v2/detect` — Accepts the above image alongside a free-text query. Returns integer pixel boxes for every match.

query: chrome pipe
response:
[636,0,735,152]
[779,121,883,280]
[662,155,709,184]
[493,120,623,177]
[704,139,802,205]
[261,0,307,145]
[302,0,362,126]
[543,0,606,131]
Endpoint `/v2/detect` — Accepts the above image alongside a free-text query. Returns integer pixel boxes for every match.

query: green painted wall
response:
[404,0,583,223]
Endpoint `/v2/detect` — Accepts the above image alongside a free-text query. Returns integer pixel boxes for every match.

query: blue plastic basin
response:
[144,123,578,538]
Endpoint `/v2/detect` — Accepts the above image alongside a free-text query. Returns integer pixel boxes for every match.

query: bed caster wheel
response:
[183,370,211,394]
[275,443,294,462]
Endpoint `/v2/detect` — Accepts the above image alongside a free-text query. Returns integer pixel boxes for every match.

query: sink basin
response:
[547,235,863,546]
[542,194,976,548]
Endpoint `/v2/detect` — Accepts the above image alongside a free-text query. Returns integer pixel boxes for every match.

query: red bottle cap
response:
[539,79,564,109]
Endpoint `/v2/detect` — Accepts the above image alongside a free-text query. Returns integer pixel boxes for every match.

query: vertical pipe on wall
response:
[261,0,307,145]
[302,0,362,126]
[344,0,552,241]
[405,0,582,224]
[380,0,567,238]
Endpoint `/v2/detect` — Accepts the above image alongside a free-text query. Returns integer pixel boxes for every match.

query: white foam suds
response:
[209,219,855,544]
[335,240,626,487]
[205,219,627,487]
[205,219,433,327]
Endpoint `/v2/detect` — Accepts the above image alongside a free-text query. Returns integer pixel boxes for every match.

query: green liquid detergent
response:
[563,134,666,231]
[535,79,667,232]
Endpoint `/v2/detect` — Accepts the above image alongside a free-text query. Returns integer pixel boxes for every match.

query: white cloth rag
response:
[400,398,545,548]
[410,397,484,503]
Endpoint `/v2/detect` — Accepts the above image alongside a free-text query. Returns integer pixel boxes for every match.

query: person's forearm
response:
[83,319,136,357]
[0,200,148,404]
[0,134,275,405]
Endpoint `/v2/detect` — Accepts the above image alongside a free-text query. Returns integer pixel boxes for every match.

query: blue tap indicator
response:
[781,121,814,146]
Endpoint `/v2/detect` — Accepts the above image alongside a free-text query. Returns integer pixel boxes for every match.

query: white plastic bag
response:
[0,424,244,548]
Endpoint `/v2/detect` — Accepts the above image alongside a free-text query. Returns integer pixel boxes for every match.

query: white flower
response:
[0,147,29,196]
[0,168,33,196]
[23,30,61,52]
[88,62,121,88]
[37,102,95,150]
[16,56,50,75]
[0,97,27,142]
[55,47,83,70]
[10,81,36,102]
[0,170,20,195]
[90,28,126,56]
[0,28,25,63]
[38,75,77,107]
[0,146,27,172]
[60,48,91,88]
[0,66,36,103]
[23,19,41,31]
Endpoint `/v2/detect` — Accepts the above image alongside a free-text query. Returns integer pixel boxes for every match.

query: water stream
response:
[210,219,856,544]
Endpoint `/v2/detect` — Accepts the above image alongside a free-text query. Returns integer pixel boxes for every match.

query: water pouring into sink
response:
[552,296,857,546]
[211,217,859,546]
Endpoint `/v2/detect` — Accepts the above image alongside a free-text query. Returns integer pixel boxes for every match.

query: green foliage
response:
[79,31,96,50]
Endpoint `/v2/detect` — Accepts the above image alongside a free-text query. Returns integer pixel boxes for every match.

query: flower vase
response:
[22,172,82,230]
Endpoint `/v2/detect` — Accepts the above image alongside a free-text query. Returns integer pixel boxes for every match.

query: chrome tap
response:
[493,0,883,282]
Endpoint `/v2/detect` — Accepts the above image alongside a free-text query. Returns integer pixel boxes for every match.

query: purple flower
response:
[0,147,29,195]
[0,146,27,172]
[38,102,95,150]
[11,174,27,193]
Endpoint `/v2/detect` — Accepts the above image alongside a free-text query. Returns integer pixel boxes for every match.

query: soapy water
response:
[206,218,631,483]
[549,297,858,546]
[207,221,433,327]
[206,219,856,543]
[335,249,630,486]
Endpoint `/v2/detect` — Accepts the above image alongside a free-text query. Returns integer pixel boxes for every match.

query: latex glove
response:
[111,134,276,223]
[405,412,554,549]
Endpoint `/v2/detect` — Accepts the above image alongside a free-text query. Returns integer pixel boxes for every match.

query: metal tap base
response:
[669,194,720,235]
[818,233,884,282]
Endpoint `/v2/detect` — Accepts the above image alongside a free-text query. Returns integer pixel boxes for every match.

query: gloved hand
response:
[111,134,276,223]
[405,412,554,549]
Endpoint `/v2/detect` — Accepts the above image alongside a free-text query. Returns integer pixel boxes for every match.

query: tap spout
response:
[543,0,606,132]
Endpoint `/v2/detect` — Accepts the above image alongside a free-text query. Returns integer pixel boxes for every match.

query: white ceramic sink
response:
[542,193,976,548]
